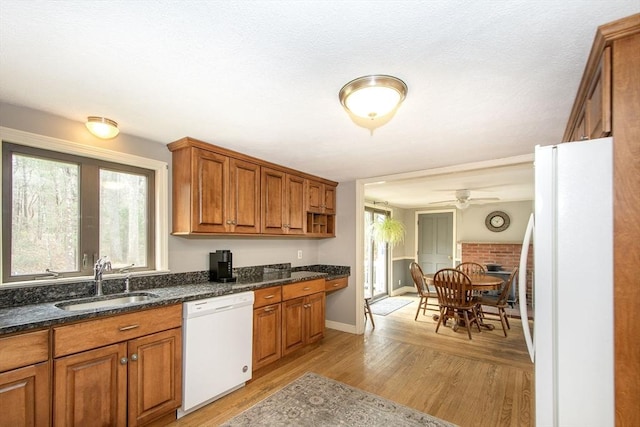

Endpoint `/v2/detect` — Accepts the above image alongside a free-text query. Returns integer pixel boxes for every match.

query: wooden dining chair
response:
[477,267,518,337]
[409,262,439,321]
[456,262,486,275]
[432,268,481,340]
[364,297,375,328]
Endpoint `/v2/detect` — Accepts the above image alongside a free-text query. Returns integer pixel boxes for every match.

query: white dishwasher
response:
[178,291,254,418]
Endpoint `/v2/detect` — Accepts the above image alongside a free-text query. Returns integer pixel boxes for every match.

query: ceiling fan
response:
[429,189,499,209]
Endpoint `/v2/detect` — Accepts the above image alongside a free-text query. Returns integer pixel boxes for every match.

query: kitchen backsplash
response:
[0,264,349,309]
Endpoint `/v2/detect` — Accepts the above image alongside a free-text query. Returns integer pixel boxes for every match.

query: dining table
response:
[423,273,504,330]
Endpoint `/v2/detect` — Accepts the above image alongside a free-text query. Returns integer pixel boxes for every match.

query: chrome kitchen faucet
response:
[94,256,112,296]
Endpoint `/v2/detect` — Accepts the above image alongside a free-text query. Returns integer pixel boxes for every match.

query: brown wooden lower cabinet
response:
[282,292,325,355]
[128,328,182,426]
[54,342,128,426]
[0,361,50,427]
[53,327,182,427]
[252,303,282,370]
[0,329,50,427]
[252,280,326,370]
[52,305,182,427]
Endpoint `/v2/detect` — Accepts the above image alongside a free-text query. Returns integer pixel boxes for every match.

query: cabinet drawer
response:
[325,277,348,292]
[0,329,49,372]
[254,286,282,308]
[53,304,182,358]
[282,279,325,300]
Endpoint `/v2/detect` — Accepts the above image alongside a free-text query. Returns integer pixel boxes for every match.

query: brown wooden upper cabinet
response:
[169,143,260,234]
[261,167,305,235]
[306,179,336,214]
[564,46,612,142]
[168,137,337,237]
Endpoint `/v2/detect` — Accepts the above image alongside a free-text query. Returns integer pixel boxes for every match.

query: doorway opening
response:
[364,206,390,302]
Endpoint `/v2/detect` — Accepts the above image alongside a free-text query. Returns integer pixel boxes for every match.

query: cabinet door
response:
[261,167,286,234]
[323,184,336,215]
[128,328,182,427]
[54,343,128,427]
[253,304,282,370]
[192,148,229,233]
[305,292,326,344]
[229,158,261,234]
[0,362,50,427]
[306,180,324,213]
[282,297,305,355]
[285,174,305,235]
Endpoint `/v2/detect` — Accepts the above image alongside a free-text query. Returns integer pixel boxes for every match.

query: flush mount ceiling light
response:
[339,75,408,121]
[85,116,119,139]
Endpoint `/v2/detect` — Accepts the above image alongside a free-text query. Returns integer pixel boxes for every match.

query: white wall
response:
[400,200,533,259]
[456,200,533,242]
[320,181,356,326]
[0,103,355,290]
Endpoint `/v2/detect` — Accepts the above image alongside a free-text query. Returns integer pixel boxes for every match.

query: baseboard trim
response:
[325,320,357,334]
[390,286,415,296]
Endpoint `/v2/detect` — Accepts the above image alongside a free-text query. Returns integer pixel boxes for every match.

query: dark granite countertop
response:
[0,269,349,336]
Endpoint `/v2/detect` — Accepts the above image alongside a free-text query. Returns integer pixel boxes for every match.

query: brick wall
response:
[461,242,534,305]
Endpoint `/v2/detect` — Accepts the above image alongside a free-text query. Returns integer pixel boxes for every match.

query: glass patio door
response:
[364,207,389,301]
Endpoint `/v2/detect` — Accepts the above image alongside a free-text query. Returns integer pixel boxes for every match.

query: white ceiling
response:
[364,158,535,209]
[0,1,637,205]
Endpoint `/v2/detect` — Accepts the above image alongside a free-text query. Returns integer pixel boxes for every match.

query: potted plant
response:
[372,216,406,247]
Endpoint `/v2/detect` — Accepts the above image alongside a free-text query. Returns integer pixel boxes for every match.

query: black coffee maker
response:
[209,250,236,282]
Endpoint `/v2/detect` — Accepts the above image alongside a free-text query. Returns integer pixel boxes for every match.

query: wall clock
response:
[485,211,510,232]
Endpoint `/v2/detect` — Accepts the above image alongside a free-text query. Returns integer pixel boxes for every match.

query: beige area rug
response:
[369,297,414,316]
[221,372,457,426]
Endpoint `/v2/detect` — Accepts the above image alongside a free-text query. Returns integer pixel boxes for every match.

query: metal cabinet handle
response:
[303,287,311,291]
[263,306,277,312]
[130,353,138,361]
[119,324,139,332]
[263,295,275,299]
[332,283,340,287]
[120,357,128,365]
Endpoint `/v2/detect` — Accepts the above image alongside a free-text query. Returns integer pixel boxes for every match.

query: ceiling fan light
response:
[339,75,407,120]
[86,116,119,139]
[456,200,470,210]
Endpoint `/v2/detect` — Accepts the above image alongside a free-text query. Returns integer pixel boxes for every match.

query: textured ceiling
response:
[364,160,535,209]
[0,1,637,194]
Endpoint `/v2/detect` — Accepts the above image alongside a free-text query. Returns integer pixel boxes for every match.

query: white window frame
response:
[0,126,169,285]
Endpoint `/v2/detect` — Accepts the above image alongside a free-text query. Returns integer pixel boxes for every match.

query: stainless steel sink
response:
[55,292,159,311]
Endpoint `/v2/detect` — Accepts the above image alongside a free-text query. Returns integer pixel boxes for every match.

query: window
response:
[0,128,168,284]
[363,206,390,301]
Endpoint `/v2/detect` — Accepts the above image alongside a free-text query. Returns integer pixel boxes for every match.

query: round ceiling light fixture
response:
[85,116,119,139]
[339,75,408,120]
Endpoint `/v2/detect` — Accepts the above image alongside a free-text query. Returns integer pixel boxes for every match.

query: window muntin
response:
[2,142,155,282]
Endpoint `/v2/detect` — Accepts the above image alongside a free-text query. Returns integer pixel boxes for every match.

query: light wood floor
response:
[167,295,534,427]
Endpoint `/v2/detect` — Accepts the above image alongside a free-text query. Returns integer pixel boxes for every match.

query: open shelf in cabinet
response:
[306,213,335,237]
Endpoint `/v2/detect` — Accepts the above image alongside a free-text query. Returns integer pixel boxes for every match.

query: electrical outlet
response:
[297,250,303,259]
[398,279,402,285]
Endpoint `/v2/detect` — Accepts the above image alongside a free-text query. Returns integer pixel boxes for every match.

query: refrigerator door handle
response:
[520,212,535,362]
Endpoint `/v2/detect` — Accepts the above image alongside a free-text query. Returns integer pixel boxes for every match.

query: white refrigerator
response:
[519,137,614,427]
